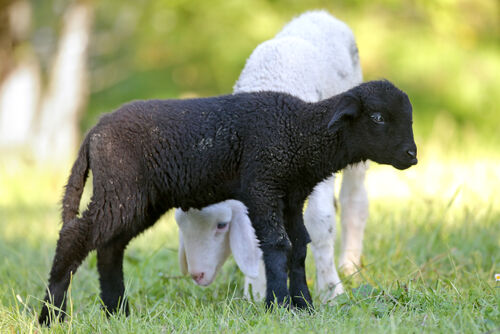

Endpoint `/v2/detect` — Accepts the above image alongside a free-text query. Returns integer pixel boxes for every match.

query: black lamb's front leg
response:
[243,191,292,308]
[285,196,313,310]
[260,240,291,308]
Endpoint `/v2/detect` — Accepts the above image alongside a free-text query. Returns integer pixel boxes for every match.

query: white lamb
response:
[175,10,369,302]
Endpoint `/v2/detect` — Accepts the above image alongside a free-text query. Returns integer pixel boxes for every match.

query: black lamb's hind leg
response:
[39,217,93,325]
[96,237,130,317]
[285,200,313,310]
[96,198,165,318]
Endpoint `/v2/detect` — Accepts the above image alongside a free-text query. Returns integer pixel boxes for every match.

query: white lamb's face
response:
[175,204,233,286]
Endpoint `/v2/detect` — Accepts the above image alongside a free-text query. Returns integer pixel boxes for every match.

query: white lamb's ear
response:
[228,201,262,278]
[178,230,188,275]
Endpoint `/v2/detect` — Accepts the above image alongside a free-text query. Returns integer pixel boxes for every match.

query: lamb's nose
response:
[407,150,417,158]
[191,272,205,284]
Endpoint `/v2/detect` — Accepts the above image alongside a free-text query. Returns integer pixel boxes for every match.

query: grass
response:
[0,140,499,333]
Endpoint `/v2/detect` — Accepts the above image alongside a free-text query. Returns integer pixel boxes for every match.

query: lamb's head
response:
[327,80,418,170]
[175,200,262,286]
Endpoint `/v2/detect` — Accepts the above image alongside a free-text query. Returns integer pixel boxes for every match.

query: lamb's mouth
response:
[393,158,418,170]
[192,276,215,286]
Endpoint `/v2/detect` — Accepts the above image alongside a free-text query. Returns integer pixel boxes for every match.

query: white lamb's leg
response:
[304,175,344,302]
[244,259,266,301]
[338,161,369,275]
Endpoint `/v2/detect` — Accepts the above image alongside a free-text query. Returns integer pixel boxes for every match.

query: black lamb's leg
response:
[285,195,313,309]
[243,192,292,309]
[96,238,131,317]
[96,197,164,318]
[260,241,291,308]
[39,216,93,325]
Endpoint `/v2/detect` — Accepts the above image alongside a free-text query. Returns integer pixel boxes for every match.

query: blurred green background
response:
[27,0,499,151]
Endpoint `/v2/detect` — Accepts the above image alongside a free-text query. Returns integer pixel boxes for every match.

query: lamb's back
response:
[86,93,305,208]
[234,10,362,101]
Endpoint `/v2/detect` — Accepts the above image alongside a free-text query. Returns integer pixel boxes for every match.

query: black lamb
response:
[39,80,417,324]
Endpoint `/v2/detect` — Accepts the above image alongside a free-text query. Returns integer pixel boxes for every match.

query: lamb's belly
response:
[176,177,238,211]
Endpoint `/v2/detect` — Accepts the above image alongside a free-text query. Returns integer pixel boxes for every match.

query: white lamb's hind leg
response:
[339,161,369,275]
[304,175,344,302]
[244,259,266,301]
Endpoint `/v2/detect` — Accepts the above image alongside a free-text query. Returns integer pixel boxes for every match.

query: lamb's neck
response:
[293,98,363,182]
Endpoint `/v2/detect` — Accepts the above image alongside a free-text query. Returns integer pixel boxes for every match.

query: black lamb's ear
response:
[327,93,361,132]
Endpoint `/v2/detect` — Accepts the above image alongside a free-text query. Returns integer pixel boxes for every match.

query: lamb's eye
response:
[370,113,385,124]
[216,222,228,230]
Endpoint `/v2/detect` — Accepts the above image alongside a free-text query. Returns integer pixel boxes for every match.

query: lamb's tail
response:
[62,134,91,224]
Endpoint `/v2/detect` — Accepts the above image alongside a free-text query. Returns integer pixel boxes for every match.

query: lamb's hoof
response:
[292,295,314,312]
[319,282,345,303]
[101,299,130,318]
[38,307,50,326]
[265,295,292,311]
[38,304,63,326]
